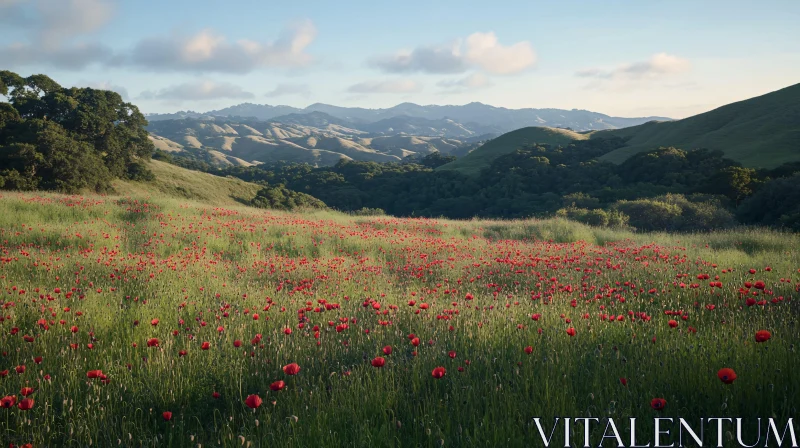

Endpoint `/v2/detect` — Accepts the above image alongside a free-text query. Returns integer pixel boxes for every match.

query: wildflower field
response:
[1,192,798,447]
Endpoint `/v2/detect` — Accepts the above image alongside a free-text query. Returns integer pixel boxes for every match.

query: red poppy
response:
[151,319,159,326]
[651,398,666,410]
[147,338,159,347]
[201,342,210,350]
[619,378,628,386]
[668,320,678,328]
[162,411,172,421]
[432,366,446,379]
[20,387,34,397]
[371,357,386,368]
[382,346,392,355]
[566,328,576,337]
[33,356,42,364]
[15,365,25,374]
[270,380,286,391]
[755,330,771,343]
[283,363,301,375]
[87,370,103,379]
[0,396,16,408]
[717,368,737,384]
[212,392,221,399]
[17,398,34,411]
[233,340,242,348]
[524,346,533,354]
[411,337,420,347]
[245,394,263,409]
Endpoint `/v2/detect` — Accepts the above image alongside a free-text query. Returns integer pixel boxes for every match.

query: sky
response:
[1,0,799,118]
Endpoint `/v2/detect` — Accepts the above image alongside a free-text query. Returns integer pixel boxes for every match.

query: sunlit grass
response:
[0,191,798,447]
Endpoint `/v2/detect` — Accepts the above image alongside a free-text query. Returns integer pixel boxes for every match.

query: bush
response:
[349,207,386,216]
[737,174,800,231]
[555,206,629,228]
[613,194,736,231]
[126,162,156,182]
[250,184,327,211]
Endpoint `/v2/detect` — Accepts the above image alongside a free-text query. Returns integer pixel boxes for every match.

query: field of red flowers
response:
[1,192,799,447]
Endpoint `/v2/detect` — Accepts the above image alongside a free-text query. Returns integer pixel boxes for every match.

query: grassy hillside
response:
[597,83,800,168]
[113,159,262,206]
[437,126,590,175]
[1,187,798,446]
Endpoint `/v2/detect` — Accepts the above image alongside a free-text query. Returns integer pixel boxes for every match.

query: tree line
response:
[154,138,800,231]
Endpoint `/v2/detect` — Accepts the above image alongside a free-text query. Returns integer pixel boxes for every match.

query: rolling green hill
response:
[596,83,800,168]
[437,126,590,175]
[113,160,262,206]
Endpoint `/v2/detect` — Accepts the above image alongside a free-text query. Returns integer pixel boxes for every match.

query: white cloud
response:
[139,81,255,101]
[347,79,422,94]
[0,4,317,75]
[0,41,114,70]
[370,32,536,75]
[0,0,116,69]
[437,73,492,90]
[577,53,691,80]
[265,83,311,98]
[35,0,115,48]
[127,20,317,73]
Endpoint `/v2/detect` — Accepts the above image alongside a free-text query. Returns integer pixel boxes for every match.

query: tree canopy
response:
[0,71,154,193]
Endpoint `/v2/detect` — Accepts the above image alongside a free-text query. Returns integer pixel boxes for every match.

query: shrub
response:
[250,184,327,211]
[555,206,629,228]
[737,174,800,231]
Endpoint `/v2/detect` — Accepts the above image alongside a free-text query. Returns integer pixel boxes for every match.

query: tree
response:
[700,166,757,204]
[0,70,154,192]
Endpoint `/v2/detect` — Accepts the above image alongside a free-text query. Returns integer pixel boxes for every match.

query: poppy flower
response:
[411,337,420,347]
[0,396,16,408]
[524,346,533,354]
[245,394,263,409]
[382,346,392,355]
[717,368,737,384]
[619,378,628,386]
[151,319,159,326]
[755,330,771,343]
[87,370,102,379]
[651,398,666,411]
[448,351,457,359]
[15,365,25,374]
[371,357,386,368]
[17,398,34,411]
[668,320,678,328]
[432,366,446,379]
[33,356,42,364]
[147,338,159,347]
[566,328,576,337]
[162,411,172,421]
[201,342,210,350]
[283,363,301,376]
[233,340,242,348]
[270,380,286,391]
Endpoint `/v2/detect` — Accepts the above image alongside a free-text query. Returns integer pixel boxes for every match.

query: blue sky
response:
[1,0,799,118]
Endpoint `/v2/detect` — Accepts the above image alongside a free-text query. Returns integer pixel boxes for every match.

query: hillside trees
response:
[0,71,154,192]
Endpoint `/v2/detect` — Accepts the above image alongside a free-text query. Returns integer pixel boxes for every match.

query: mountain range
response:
[145,102,670,167]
